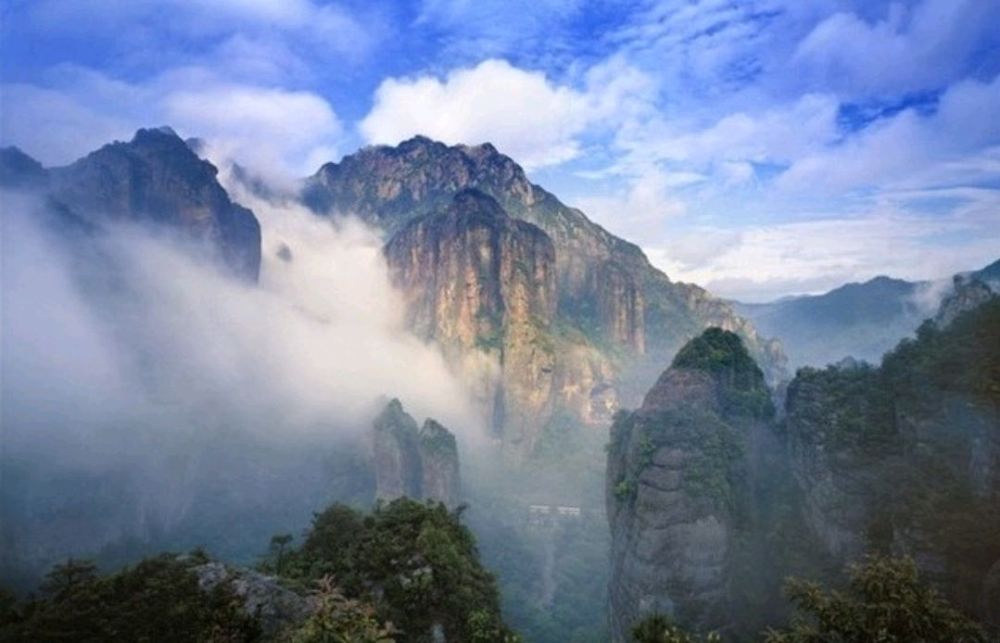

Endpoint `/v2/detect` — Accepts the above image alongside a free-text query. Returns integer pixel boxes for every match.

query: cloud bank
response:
[0,182,479,581]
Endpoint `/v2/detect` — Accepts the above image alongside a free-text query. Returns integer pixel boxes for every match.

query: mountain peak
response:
[131,126,184,146]
[643,327,774,419]
[0,145,48,189]
[44,126,262,281]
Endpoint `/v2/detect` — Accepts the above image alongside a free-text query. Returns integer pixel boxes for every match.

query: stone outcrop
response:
[303,136,786,450]
[607,329,775,640]
[419,419,462,510]
[373,399,424,502]
[372,399,461,508]
[6,128,261,281]
[192,561,315,637]
[934,275,994,328]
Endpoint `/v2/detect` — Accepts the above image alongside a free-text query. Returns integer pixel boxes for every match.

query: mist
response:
[0,184,481,586]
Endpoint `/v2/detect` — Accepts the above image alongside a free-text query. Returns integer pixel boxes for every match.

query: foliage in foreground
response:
[632,613,721,642]
[280,576,394,643]
[272,498,519,643]
[763,556,987,643]
[632,556,988,643]
[0,553,259,643]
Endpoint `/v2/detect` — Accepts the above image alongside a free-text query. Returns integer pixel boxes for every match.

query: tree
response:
[269,534,294,576]
[282,576,395,643]
[39,558,98,598]
[632,614,721,643]
[764,556,987,643]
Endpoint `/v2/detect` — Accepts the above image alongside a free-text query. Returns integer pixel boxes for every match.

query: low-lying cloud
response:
[0,181,479,582]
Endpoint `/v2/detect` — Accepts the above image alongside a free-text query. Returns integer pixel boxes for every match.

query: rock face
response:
[934,275,994,328]
[607,329,774,640]
[307,136,785,450]
[385,189,558,448]
[372,399,461,508]
[4,128,261,281]
[419,419,462,510]
[192,561,314,637]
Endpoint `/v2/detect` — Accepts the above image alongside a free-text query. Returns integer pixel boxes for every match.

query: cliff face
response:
[384,189,562,449]
[305,136,784,450]
[4,128,261,281]
[372,399,461,508]
[607,329,774,640]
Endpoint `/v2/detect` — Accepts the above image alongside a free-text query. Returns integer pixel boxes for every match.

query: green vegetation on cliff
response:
[782,298,1000,625]
[672,328,775,419]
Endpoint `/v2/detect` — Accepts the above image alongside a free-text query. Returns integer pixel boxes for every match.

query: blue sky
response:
[2,0,999,301]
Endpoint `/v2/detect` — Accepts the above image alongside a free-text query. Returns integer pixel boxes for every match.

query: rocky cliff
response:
[372,399,461,508]
[306,136,784,451]
[606,329,775,639]
[384,189,564,449]
[934,274,995,327]
[2,128,261,281]
[419,419,462,510]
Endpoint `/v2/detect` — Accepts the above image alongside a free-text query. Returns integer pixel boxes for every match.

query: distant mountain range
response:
[733,260,1000,370]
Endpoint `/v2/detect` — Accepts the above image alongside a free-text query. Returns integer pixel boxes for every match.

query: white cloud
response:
[165,85,343,176]
[793,0,1000,96]
[650,204,1000,302]
[359,58,653,170]
[614,93,840,172]
[777,74,1000,193]
[20,0,376,60]
[576,168,692,243]
[0,66,345,178]
[360,60,586,168]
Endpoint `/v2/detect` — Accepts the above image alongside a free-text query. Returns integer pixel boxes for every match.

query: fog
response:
[0,184,481,585]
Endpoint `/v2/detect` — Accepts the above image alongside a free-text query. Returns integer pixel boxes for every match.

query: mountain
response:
[606,328,776,639]
[970,258,1000,290]
[305,136,785,451]
[733,276,925,369]
[1,128,261,281]
[607,293,1000,638]
[734,260,1000,370]
[0,146,48,190]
